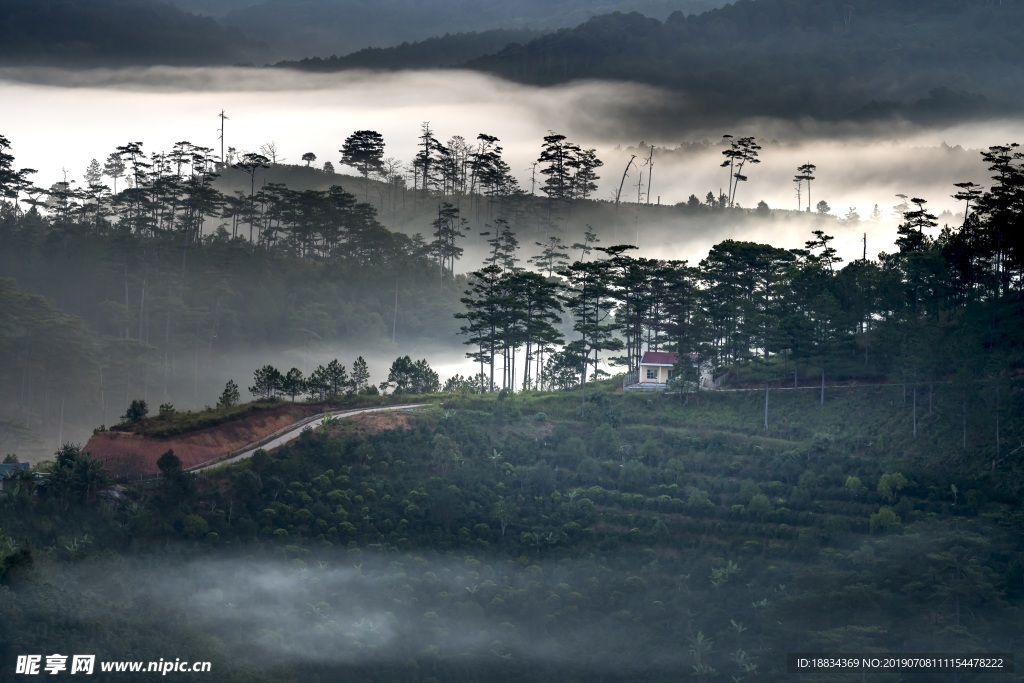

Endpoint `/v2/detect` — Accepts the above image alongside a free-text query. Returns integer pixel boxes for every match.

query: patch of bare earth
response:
[85,404,322,479]
[323,411,412,440]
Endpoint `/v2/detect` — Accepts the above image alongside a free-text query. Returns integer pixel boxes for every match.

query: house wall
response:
[639,365,673,384]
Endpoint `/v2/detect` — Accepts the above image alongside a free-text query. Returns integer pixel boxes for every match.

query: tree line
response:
[454,142,1024,407]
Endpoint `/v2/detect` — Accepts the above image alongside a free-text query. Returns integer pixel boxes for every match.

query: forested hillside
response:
[453,0,1024,121]
[1,384,1021,681]
[0,134,466,458]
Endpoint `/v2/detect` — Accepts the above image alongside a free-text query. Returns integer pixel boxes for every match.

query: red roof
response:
[640,351,678,366]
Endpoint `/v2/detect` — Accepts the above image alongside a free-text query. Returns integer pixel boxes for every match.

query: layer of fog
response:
[55,552,690,673]
[3,66,1010,210]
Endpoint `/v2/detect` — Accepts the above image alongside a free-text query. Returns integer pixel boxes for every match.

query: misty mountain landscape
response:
[1,1,1022,681]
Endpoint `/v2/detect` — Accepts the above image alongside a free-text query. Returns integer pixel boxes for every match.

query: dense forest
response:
[0,131,476,457]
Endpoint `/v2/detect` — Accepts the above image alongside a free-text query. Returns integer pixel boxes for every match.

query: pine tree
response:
[249,365,283,400]
[430,202,466,278]
[217,380,240,408]
[351,356,371,394]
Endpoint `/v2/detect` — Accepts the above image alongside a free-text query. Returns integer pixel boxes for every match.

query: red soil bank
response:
[85,404,321,479]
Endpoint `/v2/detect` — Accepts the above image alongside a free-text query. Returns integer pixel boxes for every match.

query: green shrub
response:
[869,507,901,533]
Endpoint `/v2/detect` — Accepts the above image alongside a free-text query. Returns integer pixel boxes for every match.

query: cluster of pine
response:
[458,144,1024,418]
[0,133,466,453]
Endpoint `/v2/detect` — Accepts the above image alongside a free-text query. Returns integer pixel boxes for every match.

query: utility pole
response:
[863,232,867,261]
[218,110,229,164]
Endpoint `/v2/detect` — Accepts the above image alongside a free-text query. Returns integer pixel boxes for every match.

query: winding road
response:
[188,404,426,474]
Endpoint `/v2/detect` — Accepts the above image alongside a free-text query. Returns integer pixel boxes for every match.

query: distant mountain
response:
[277,29,545,71]
[0,0,270,67]
[463,0,1024,121]
[209,0,727,60]
[161,0,260,16]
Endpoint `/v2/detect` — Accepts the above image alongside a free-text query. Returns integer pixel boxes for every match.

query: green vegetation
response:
[1,385,1021,681]
[109,397,292,438]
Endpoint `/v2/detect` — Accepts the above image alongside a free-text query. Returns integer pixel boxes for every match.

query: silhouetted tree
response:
[217,380,240,408]
[121,399,149,423]
[340,130,385,199]
[249,365,283,400]
[720,135,761,208]
[795,162,816,212]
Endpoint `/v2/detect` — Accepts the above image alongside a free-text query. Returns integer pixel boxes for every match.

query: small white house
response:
[625,351,714,391]
[639,351,678,386]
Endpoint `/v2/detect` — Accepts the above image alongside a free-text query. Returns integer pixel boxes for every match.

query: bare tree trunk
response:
[994,379,1000,470]
[645,146,654,204]
[392,280,398,344]
[99,363,106,427]
[764,383,769,432]
[123,264,131,339]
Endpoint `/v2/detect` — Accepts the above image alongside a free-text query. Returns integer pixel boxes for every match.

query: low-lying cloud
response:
[54,552,690,673]
[1,65,1012,218]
